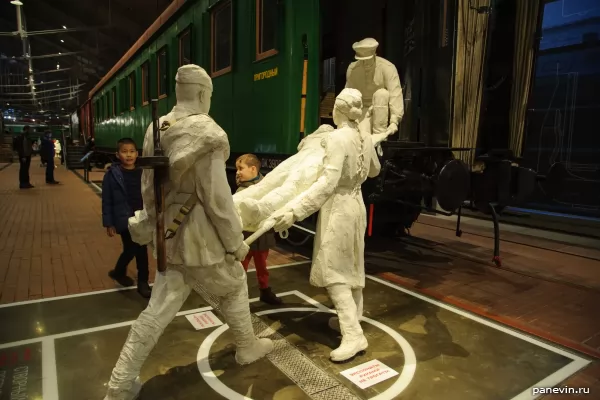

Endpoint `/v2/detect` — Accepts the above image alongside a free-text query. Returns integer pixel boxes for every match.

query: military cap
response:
[352,38,379,60]
[175,64,213,90]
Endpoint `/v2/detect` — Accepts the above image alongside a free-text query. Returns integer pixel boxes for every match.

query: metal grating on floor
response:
[252,316,361,400]
[192,278,361,399]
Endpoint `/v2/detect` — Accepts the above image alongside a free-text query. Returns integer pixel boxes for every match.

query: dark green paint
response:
[92,0,320,160]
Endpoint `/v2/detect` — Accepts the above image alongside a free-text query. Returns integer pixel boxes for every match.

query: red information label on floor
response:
[340,359,399,389]
[185,311,223,330]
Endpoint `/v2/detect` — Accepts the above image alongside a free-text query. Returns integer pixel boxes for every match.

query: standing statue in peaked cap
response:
[345,38,404,146]
[103,64,273,400]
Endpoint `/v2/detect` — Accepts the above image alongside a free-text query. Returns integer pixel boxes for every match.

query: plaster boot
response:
[103,377,142,400]
[220,281,274,364]
[329,287,363,332]
[105,269,190,399]
[328,285,368,362]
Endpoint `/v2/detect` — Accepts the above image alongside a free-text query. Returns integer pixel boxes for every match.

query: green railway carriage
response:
[85,0,548,247]
[85,0,468,235]
[89,0,322,167]
[87,0,463,168]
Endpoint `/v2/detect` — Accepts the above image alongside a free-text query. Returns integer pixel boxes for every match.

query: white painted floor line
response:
[0,261,310,309]
[89,181,102,192]
[291,290,333,313]
[0,285,154,309]
[365,275,592,399]
[42,338,59,400]
[0,293,302,350]
[365,275,590,362]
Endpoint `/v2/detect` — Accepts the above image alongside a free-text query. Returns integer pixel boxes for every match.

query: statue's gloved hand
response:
[385,122,398,137]
[233,241,250,261]
[273,211,295,233]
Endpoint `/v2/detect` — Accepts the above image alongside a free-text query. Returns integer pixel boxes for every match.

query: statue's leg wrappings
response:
[218,279,274,364]
[328,287,364,332]
[191,261,274,365]
[104,268,192,400]
[372,88,390,135]
[327,284,368,362]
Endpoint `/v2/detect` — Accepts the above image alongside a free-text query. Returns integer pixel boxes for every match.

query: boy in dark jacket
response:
[235,154,282,305]
[102,138,151,298]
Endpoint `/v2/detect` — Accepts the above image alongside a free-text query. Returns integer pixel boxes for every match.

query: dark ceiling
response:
[0,0,173,125]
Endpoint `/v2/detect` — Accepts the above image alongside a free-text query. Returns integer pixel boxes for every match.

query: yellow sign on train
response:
[254,67,278,81]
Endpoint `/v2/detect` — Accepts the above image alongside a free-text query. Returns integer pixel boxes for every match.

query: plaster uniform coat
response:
[139,104,244,271]
[287,123,381,289]
[345,56,405,132]
[233,124,334,230]
[235,174,277,252]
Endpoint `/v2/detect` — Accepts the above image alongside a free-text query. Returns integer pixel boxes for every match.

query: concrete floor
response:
[0,263,591,400]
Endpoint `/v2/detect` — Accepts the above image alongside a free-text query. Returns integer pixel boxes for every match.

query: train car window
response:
[211,0,232,77]
[179,28,192,66]
[255,0,277,60]
[111,88,116,117]
[142,61,150,105]
[129,72,136,110]
[158,48,168,98]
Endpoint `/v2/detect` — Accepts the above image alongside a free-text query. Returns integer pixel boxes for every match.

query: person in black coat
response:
[40,131,59,184]
[102,138,151,298]
[13,126,34,189]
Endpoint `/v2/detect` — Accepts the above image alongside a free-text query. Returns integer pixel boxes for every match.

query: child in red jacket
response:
[235,154,282,305]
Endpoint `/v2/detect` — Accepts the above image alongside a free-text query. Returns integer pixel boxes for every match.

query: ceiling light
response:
[58,52,62,55]
[60,40,64,43]
[32,118,35,122]
[11,1,24,6]
[63,25,67,29]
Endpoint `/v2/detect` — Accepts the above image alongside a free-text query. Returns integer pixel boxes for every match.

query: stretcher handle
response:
[243,218,289,247]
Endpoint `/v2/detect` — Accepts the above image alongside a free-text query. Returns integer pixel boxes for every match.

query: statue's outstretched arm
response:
[196,151,245,254]
[385,64,404,126]
[140,123,156,220]
[287,132,346,222]
[367,136,382,178]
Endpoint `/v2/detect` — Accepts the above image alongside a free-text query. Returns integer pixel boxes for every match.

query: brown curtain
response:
[509,0,541,158]
[451,0,491,166]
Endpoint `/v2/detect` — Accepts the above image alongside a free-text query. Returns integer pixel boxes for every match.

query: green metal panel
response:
[92,0,320,160]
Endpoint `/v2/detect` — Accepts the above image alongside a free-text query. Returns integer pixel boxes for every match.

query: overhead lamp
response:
[11,1,24,6]
[60,39,64,43]
[63,25,67,29]
[32,118,35,122]
[58,52,62,55]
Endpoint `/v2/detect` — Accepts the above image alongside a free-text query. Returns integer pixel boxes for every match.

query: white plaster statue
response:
[345,38,404,147]
[104,65,273,400]
[255,88,381,362]
[234,123,335,230]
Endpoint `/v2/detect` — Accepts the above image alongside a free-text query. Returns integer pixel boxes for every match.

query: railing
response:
[61,130,69,169]
[80,151,94,183]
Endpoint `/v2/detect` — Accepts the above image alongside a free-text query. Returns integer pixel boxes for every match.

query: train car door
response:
[318,0,457,146]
